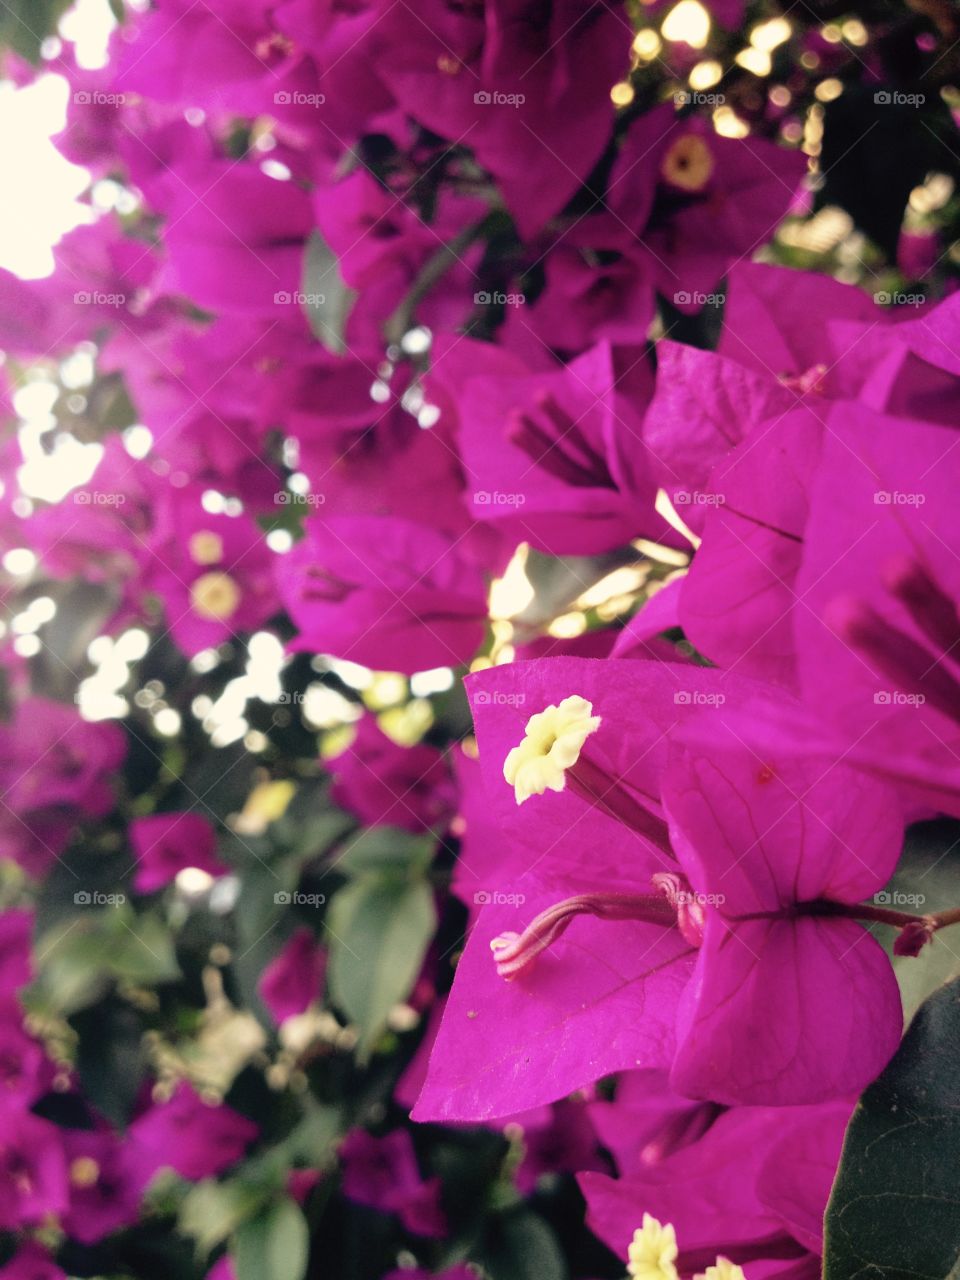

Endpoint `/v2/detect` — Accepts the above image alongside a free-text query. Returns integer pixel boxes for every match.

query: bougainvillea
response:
[0,1,959,1278]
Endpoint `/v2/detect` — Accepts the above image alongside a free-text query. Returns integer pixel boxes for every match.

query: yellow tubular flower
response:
[660,134,714,191]
[502,695,601,804]
[695,1260,747,1280]
[627,1214,680,1280]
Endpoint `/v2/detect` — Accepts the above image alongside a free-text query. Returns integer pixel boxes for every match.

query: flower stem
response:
[801,898,960,955]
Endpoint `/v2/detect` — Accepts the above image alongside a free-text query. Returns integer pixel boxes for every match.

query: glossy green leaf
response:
[231,1196,310,1280]
[334,827,435,876]
[179,1180,269,1255]
[300,230,355,352]
[326,877,436,1055]
[825,975,960,1280]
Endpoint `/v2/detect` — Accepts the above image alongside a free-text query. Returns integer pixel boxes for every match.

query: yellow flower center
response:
[696,1260,747,1280]
[69,1156,100,1188]
[660,134,714,191]
[628,1214,679,1280]
[503,695,601,804]
[188,530,225,566]
[190,571,241,621]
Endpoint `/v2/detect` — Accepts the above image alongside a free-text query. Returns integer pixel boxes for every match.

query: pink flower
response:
[610,114,806,311]
[340,1129,446,1238]
[0,1112,69,1229]
[0,911,33,995]
[453,340,662,555]
[414,658,904,1119]
[257,927,326,1024]
[278,515,487,673]
[155,164,314,318]
[582,1099,852,1277]
[371,0,629,237]
[329,717,456,835]
[129,1082,258,1180]
[793,403,960,816]
[0,700,125,878]
[143,485,279,657]
[62,1129,151,1243]
[129,813,226,894]
[0,1246,66,1280]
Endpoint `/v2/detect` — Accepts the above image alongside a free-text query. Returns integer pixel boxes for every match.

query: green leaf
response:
[34,907,180,1014]
[326,877,436,1056]
[107,909,181,984]
[70,995,147,1126]
[0,0,72,60]
[179,1180,269,1255]
[824,975,960,1280]
[469,1209,567,1280]
[231,1196,309,1280]
[237,1104,340,1190]
[888,819,960,1018]
[334,827,435,876]
[299,231,356,352]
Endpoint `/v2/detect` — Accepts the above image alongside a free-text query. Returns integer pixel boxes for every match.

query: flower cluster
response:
[0,0,958,1277]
